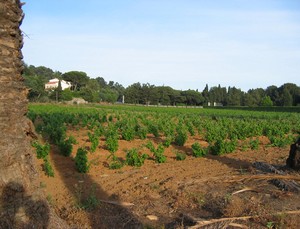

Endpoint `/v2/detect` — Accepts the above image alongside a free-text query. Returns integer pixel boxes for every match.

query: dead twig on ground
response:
[186,210,300,229]
[225,174,300,183]
[98,199,134,207]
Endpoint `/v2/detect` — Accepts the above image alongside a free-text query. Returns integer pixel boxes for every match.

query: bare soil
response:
[36,128,300,228]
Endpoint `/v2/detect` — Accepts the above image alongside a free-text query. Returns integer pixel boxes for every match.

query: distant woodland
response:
[23,64,300,107]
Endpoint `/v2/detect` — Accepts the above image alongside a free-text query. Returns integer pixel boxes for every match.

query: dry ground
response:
[35,128,300,228]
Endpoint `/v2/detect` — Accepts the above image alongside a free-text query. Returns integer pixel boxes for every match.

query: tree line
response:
[23,64,300,107]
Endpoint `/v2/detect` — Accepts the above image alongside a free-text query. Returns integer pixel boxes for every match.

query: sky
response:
[21,0,300,91]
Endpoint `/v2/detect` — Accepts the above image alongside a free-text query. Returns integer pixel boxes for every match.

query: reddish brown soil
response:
[36,129,300,228]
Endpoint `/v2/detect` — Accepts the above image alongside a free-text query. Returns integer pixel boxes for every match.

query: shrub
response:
[101,115,107,123]
[210,139,237,155]
[249,138,259,150]
[145,141,156,152]
[187,122,195,136]
[126,148,148,167]
[105,136,119,153]
[121,125,135,141]
[108,155,123,169]
[145,141,166,163]
[43,157,54,177]
[175,126,188,146]
[135,124,147,140]
[269,135,293,147]
[191,142,207,157]
[163,135,173,147]
[32,141,50,159]
[153,144,166,163]
[58,136,76,157]
[75,148,89,173]
[148,124,159,137]
[88,132,99,153]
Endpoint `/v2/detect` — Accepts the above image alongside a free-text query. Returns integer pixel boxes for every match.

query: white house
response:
[45,78,72,90]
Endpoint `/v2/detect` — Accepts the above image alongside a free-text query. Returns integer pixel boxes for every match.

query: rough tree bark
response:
[0,1,68,228]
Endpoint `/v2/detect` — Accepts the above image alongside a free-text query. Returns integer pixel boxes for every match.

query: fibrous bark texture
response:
[0,1,68,228]
[0,0,35,192]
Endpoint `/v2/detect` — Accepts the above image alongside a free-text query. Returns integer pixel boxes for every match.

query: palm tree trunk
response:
[0,1,68,227]
[0,0,35,191]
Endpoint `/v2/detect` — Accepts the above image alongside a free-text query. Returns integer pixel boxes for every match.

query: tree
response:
[282,87,293,106]
[260,96,273,106]
[85,78,101,91]
[181,90,204,105]
[208,85,227,104]
[23,75,47,100]
[60,89,73,101]
[202,84,209,104]
[266,85,280,106]
[79,87,100,103]
[99,88,119,103]
[62,71,89,91]
[140,83,156,105]
[226,87,243,106]
[0,1,67,227]
[243,88,265,106]
[280,83,300,106]
[23,64,56,81]
[95,77,107,88]
[124,83,143,104]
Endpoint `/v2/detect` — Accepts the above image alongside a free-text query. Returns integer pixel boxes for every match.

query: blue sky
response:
[21,0,300,91]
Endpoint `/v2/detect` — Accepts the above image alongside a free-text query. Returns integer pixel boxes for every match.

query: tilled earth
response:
[36,130,300,228]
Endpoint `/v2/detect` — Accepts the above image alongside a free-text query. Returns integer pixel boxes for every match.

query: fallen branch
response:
[187,210,300,229]
[226,174,300,183]
[98,199,134,207]
[232,187,256,195]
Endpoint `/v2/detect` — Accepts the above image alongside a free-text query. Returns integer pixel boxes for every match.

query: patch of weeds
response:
[74,183,100,211]
[149,183,160,190]
[89,157,101,166]
[81,185,100,211]
[46,194,54,206]
[174,150,186,161]
[108,160,123,170]
[223,193,232,204]
[40,182,47,189]
[43,157,54,177]
[188,192,206,207]
[266,221,275,229]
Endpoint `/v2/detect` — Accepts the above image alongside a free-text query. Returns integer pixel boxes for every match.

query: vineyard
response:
[29,104,300,228]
